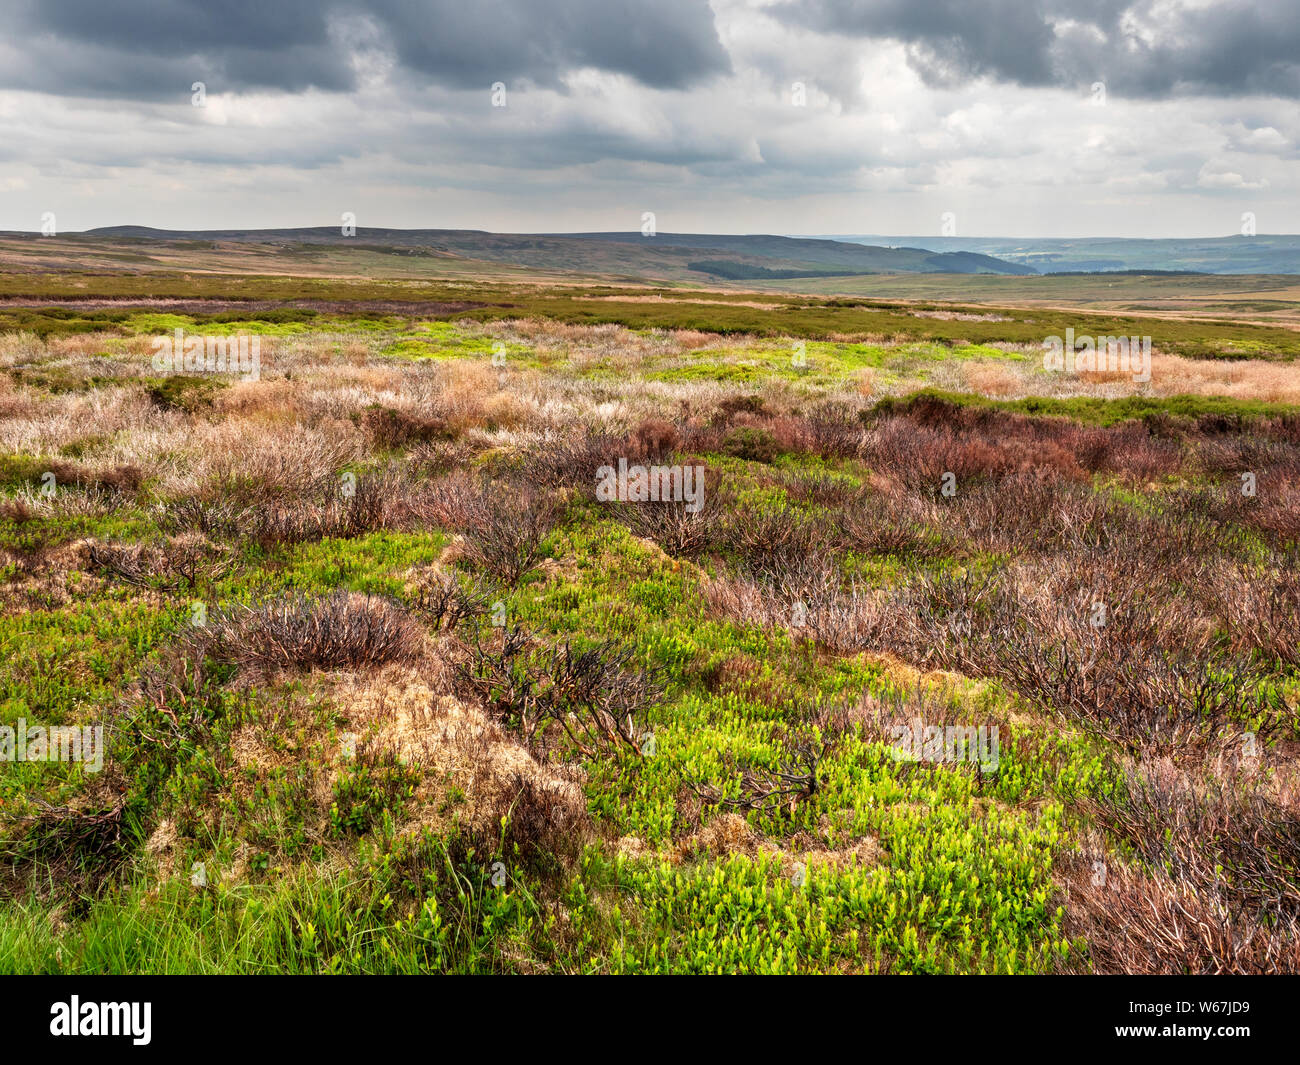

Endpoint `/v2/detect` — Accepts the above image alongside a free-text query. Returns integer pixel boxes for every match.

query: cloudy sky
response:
[1,0,1298,237]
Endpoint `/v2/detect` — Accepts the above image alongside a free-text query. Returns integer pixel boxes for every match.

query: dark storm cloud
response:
[0,0,729,97]
[375,0,731,90]
[0,0,351,95]
[774,0,1062,87]
[770,0,1300,98]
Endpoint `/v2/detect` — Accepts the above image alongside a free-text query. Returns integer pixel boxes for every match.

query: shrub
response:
[87,536,234,591]
[918,570,1283,756]
[405,568,489,631]
[1087,762,1300,920]
[457,625,664,757]
[93,464,146,495]
[801,407,865,459]
[427,472,560,584]
[721,426,780,464]
[713,395,766,423]
[1215,562,1300,668]
[721,500,831,572]
[361,404,451,449]
[944,471,1111,554]
[836,489,936,557]
[628,417,680,461]
[198,591,422,675]
[166,469,399,547]
[16,458,146,498]
[618,497,724,558]
[145,375,222,413]
[1060,852,1300,975]
[518,430,625,491]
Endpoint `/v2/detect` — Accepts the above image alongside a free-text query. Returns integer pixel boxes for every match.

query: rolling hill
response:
[73,226,1036,281]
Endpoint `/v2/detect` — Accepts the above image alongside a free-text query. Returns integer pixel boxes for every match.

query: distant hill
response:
[819,234,1300,274]
[81,226,1037,280]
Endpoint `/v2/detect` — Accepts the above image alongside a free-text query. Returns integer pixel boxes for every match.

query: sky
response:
[1,0,1298,238]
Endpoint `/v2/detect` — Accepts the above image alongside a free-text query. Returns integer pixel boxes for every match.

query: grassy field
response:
[0,270,1297,974]
[6,267,1300,361]
[12,229,1300,328]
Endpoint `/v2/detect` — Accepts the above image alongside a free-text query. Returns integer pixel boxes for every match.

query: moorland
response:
[0,233,1297,974]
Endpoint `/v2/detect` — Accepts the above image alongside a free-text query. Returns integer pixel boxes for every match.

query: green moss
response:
[649,362,764,383]
[873,387,1300,426]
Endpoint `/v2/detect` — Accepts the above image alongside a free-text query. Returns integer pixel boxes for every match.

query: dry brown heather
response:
[1,315,1298,974]
[948,345,1300,404]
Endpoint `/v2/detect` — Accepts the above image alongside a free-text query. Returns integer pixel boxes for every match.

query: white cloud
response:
[1196,163,1269,190]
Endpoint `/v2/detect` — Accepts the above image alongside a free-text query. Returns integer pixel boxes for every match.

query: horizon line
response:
[6,226,1297,242]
